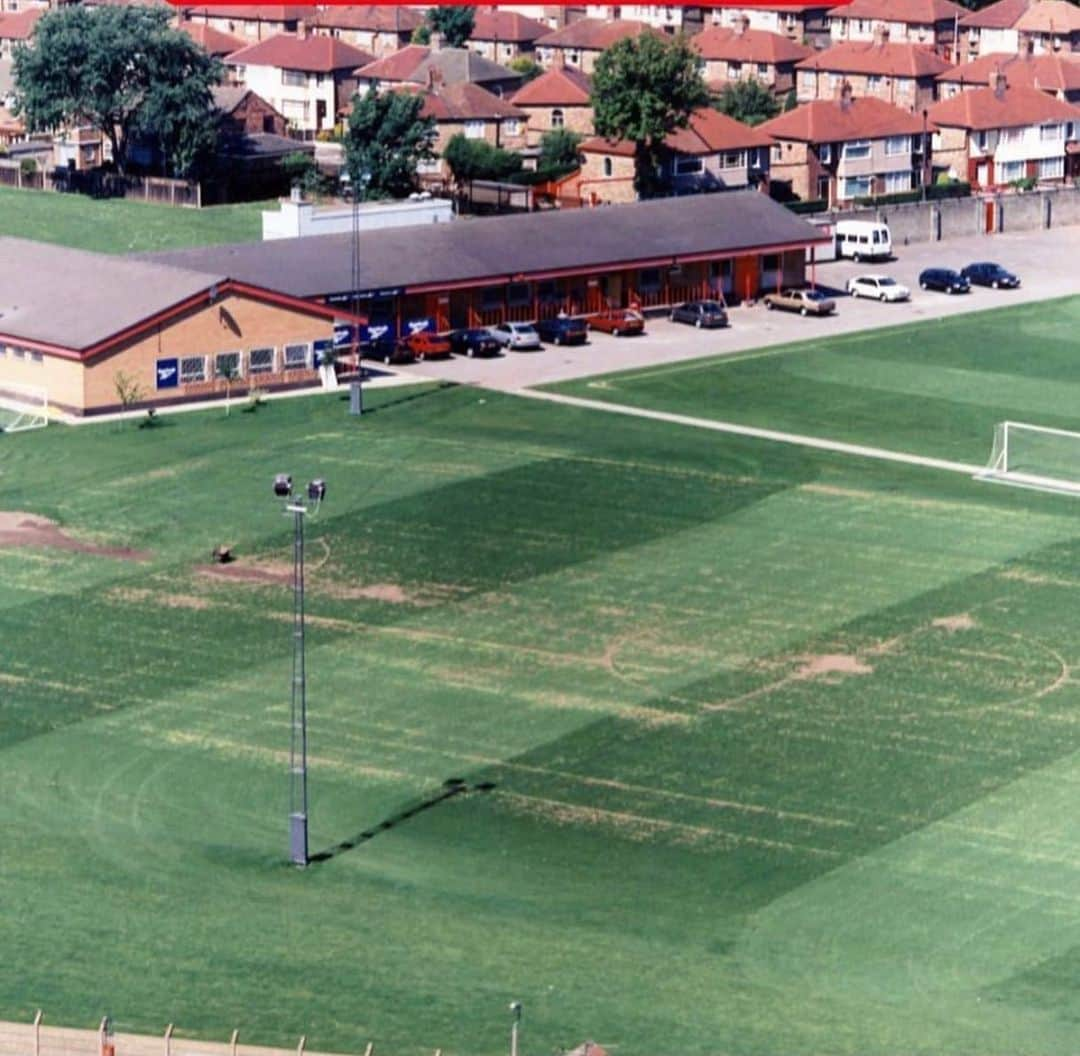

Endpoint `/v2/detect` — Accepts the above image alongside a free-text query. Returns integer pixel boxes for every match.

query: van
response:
[834,221,892,262]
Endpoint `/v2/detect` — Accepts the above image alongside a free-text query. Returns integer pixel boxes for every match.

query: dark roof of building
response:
[137,191,826,299]
[470,8,551,43]
[409,81,527,121]
[355,44,516,86]
[0,238,226,351]
[219,132,312,158]
[510,64,592,106]
[226,32,374,73]
[583,107,772,155]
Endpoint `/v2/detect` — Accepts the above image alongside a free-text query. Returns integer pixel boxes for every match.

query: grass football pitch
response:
[5,298,1080,1055]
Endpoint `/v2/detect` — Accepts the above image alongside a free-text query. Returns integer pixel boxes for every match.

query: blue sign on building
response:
[156,358,178,389]
[313,338,334,366]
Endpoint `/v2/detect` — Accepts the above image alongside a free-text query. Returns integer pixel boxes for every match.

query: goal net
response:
[978,421,1080,495]
[0,382,49,434]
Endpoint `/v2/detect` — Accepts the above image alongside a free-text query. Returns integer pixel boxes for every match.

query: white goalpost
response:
[976,421,1080,496]
[0,382,49,434]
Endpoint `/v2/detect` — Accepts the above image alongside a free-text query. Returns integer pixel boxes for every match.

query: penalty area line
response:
[517,389,983,478]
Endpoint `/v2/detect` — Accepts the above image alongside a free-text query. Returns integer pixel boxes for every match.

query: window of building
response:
[867,75,883,90]
[819,143,832,163]
[503,118,521,136]
[885,135,910,155]
[567,49,581,65]
[896,77,913,92]
[675,156,704,174]
[772,143,783,161]
[884,170,911,192]
[180,355,206,383]
[639,267,661,291]
[551,108,565,128]
[722,151,745,168]
[282,69,307,87]
[800,72,815,90]
[464,120,485,139]
[248,347,276,375]
[843,139,871,159]
[757,63,768,76]
[1038,155,1064,179]
[603,156,613,176]
[1040,123,1063,141]
[417,156,442,174]
[841,174,872,198]
[507,282,531,307]
[13,347,25,359]
[480,286,503,309]
[728,61,742,78]
[828,73,843,90]
[29,351,43,364]
[1000,127,1023,144]
[975,130,990,152]
[283,343,311,370]
[998,159,1024,182]
[215,351,242,379]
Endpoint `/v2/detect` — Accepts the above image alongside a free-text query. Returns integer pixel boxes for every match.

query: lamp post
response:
[273,473,327,867]
[509,1001,522,1056]
[922,108,930,202]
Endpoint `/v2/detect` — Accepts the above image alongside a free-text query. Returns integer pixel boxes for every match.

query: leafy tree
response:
[411,23,431,44]
[783,88,797,113]
[538,128,582,173]
[443,133,522,184]
[13,5,221,176]
[426,5,475,47]
[591,32,709,197]
[508,56,543,84]
[343,90,437,200]
[713,79,781,127]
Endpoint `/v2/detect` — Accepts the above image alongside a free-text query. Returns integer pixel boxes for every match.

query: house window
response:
[885,135,910,155]
[1040,123,1063,141]
[975,130,990,152]
[639,267,661,291]
[757,63,768,75]
[867,75,883,90]
[504,118,521,136]
[282,69,306,87]
[603,156,613,176]
[884,170,911,192]
[772,143,783,161]
[675,156,703,174]
[283,343,311,370]
[896,77,913,93]
[722,151,744,168]
[1000,127,1023,144]
[215,351,242,379]
[998,159,1025,182]
[819,143,832,163]
[566,49,581,65]
[841,174,872,198]
[828,73,843,90]
[464,120,485,139]
[1038,156,1064,179]
[728,61,742,78]
[416,156,442,174]
[180,355,207,383]
[248,347,276,375]
[799,71,815,90]
[843,139,871,159]
[13,347,25,359]
[551,108,565,128]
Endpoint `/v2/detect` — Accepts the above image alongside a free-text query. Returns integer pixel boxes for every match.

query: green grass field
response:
[5,299,1080,1056]
[0,187,264,253]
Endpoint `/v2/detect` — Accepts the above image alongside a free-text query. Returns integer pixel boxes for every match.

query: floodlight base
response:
[290,812,309,867]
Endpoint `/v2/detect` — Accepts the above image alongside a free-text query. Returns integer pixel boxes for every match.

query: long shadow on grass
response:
[308,776,497,864]
[337,379,458,415]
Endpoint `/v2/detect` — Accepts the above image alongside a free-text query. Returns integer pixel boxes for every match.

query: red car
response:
[587,308,645,336]
[402,330,452,360]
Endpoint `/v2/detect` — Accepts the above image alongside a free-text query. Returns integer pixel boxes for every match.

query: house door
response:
[316,99,327,132]
[733,255,760,303]
[985,199,995,233]
[976,162,989,188]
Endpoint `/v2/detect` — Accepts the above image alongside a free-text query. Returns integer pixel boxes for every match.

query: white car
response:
[847,274,910,302]
[488,321,541,350]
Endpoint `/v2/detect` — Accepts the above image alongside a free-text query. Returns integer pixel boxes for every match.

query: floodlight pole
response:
[288,497,309,867]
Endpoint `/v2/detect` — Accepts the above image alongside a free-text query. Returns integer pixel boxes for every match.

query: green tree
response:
[713,79,781,127]
[343,90,437,200]
[538,128,582,174]
[508,56,543,84]
[591,32,709,197]
[426,5,475,47]
[13,5,221,176]
[443,133,522,185]
[411,23,431,44]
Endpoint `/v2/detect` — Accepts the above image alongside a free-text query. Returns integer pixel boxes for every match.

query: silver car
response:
[847,274,911,302]
[488,322,542,351]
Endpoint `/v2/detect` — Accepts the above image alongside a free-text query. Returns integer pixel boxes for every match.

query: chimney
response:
[839,80,854,110]
[296,19,306,40]
[735,14,750,36]
[990,68,1007,97]
[873,23,889,47]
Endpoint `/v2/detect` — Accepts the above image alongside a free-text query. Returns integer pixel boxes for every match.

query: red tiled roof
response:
[758,95,929,141]
[939,51,1080,92]
[927,81,1080,129]
[313,6,423,33]
[0,7,42,41]
[186,5,309,21]
[510,64,592,106]
[796,40,952,77]
[692,25,813,64]
[583,106,771,156]
[959,0,1033,29]
[827,0,967,24]
[227,33,374,72]
[179,20,245,57]
[404,81,526,121]
[700,2,834,11]
[471,9,551,43]
[1014,0,1080,34]
[355,43,430,80]
[534,18,656,51]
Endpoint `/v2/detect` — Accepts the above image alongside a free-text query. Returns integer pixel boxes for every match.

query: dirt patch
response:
[198,561,293,586]
[932,613,977,633]
[793,654,874,680]
[0,511,148,560]
[108,586,210,611]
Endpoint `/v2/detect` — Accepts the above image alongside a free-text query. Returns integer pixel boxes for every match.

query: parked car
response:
[918,267,970,294]
[488,321,542,350]
[835,220,892,262]
[448,327,502,358]
[588,308,645,336]
[846,274,911,302]
[535,315,589,345]
[402,330,452,360]
[960,262,1020,289]
[763,288,836,316]
[366,337,414,365]
[670,300,728,328]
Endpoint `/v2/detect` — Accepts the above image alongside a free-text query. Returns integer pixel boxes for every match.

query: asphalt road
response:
[380,222,1080,393]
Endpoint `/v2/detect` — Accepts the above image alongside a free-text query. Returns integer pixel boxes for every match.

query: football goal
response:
[977,421,1080,495]
[0,382,49,434]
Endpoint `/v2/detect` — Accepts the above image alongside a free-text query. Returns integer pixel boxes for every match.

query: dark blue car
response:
[960,262,1020,289]
[535,315,589,346]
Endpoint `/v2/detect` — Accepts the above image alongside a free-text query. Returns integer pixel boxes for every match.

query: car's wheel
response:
[669,312,676,321]
[880,292,887,302]
[695,318,702,329]
[554,335,562,346]
[854,253,862,263]
[612,328,620,337]
[992,280,999,289]
[946,287,954,295]
[466,346,475,357]
[800,306,808,316]
[920,281,928,290]
[766,300,774,310]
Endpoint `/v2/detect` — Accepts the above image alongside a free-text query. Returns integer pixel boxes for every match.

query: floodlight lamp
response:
[509,1002,523,1018]
[273,474,293,498]
[307,479,327,503]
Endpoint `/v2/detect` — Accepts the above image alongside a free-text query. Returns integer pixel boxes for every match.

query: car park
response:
[402,331,452,360]
[846,274,910,302]
[960,262,1021,289]
[763,288,836,316]
[588,308,645,336]
[669,300,728,328]
[535,315,589,345]
[918,267,970,294]
[448,327,502,358]
[488,321,542,350]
